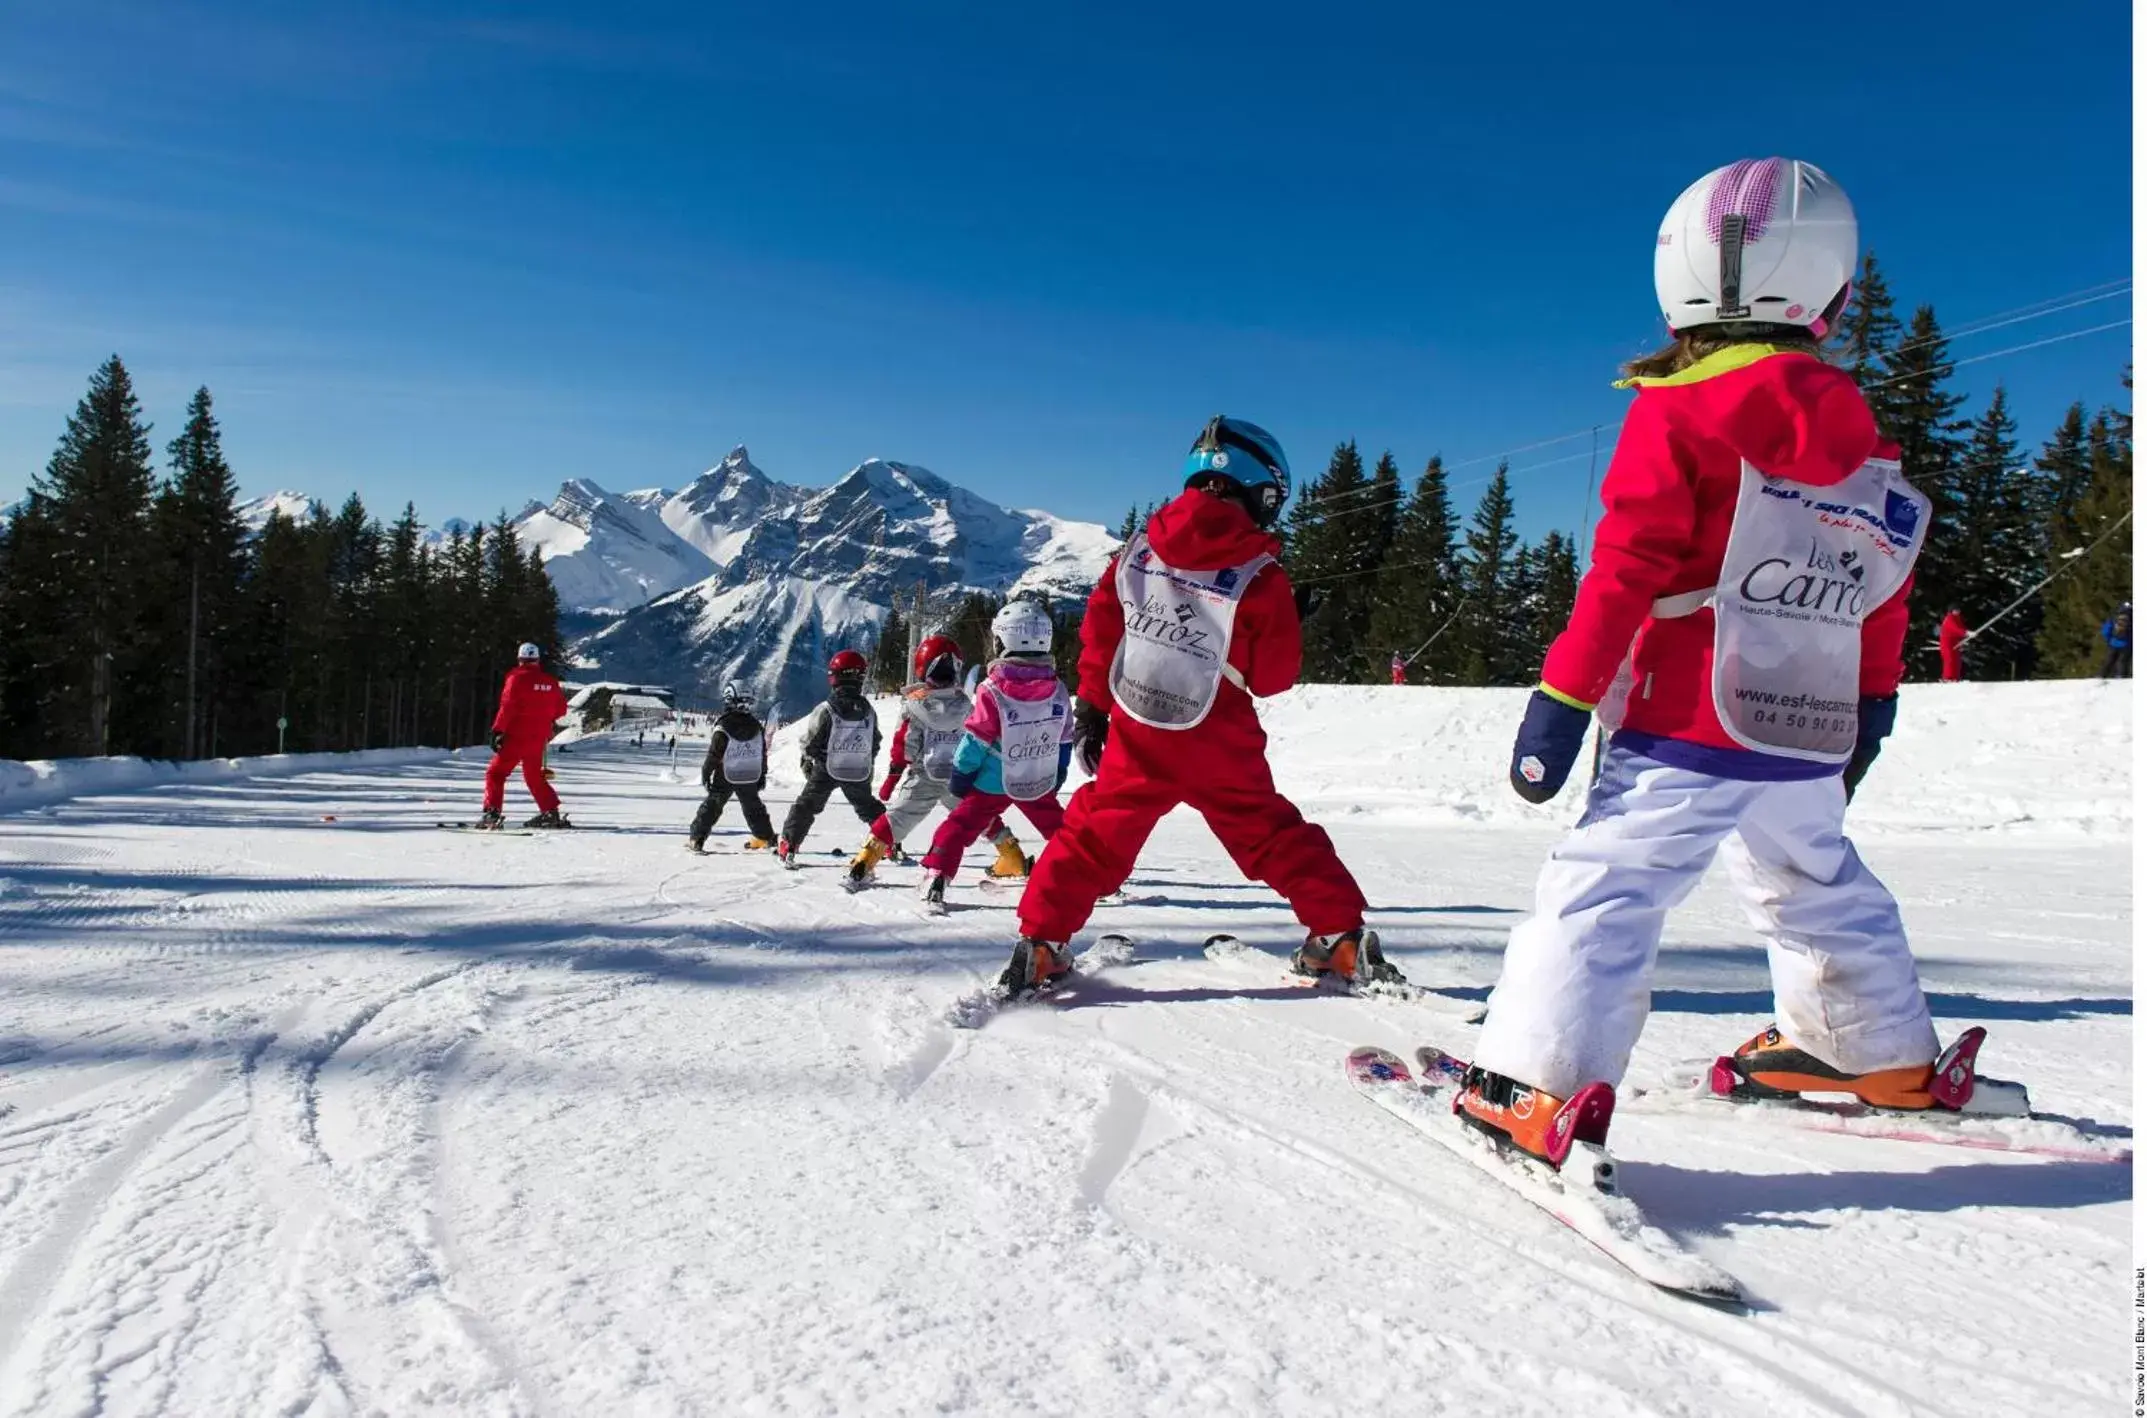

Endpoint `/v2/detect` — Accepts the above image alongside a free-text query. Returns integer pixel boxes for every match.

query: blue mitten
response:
[1842,694,1897,801]
[1510,689,1592,804]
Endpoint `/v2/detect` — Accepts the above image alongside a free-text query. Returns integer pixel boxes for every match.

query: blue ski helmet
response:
[1184,415,1291,527]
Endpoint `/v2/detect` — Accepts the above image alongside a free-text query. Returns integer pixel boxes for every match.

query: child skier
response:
[687,681,776,852]
[844,633,1030,891]
[915,602,1074,914]
[1002,416,1393,994]
[481,642,569,829]
[1463,157,1958,1168]
[777,649,883,868]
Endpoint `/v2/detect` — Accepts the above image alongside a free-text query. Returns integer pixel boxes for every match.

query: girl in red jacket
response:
[1000,416,1395,996]
[1459,160,1968,1169]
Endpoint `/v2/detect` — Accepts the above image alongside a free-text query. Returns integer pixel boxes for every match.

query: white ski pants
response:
[881,771,1013,849]
[1473,745,1939,1098]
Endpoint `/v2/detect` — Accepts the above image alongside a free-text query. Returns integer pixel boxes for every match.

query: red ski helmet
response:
[827,648,869,687]
[913,634,963,687]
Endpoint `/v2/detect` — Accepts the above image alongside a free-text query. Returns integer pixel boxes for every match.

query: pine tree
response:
[1453,464,1524,684]
[1883,306,1971,677]
[1949,388,2041,679]
[1284,441,1379,681]
[871,604,910,691]
[154,387,249,757]
[1117,506,1139,541]
[0,496,66,757]
[1366,456,1461,683]
[1831,252,1903,423]
[2039,400,2133,676]
[1524,531,1580,672]
[35,356,161,754]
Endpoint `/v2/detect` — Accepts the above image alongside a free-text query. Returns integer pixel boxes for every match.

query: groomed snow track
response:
[0,684,2130,1415]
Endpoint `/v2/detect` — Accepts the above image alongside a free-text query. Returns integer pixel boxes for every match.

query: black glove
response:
[801,756,824,780]
[1072,700,1110,776]
[1509,689,1592,804]
[947,767,977,800]
[1293,584,1324,620]
[489,729,506,753]
[1842,694,1897,802]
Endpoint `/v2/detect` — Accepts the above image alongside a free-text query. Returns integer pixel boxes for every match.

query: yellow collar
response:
[1614,343,1808,390]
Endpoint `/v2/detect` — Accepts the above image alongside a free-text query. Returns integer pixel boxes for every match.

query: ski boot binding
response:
[1711,1024,1996,1112]
[476,809,506,832]
[995,937,1073,997]
[524,810,571,830]
[918,871,948,915]
[1290,928,1403,985]
[844,837,890,892]
[774,837,799,870]
[1454,1065,1616,1173]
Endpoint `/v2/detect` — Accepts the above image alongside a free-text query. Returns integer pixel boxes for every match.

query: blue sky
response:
[0,0,2132,542]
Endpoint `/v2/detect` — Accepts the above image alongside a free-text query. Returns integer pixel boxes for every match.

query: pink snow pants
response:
[922,790,1064,877]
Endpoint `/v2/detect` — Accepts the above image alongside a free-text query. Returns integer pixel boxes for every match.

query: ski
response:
[1203,934,1487,1024]
[1634,1058,2130,1164]
[1347,1045,1745,1307]
[947,934,1140,1030]
[437,821,536,836]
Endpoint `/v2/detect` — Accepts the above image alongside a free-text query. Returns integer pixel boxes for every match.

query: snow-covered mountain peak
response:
[237,490,316,531]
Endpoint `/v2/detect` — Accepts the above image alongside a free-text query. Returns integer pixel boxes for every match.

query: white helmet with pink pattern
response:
[1655,158,1858,337]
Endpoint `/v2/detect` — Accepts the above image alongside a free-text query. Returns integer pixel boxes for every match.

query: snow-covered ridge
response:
[0,745,475,814]
[236,490,315,530]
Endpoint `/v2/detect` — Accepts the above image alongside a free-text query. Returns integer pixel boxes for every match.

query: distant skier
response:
[916,602,1073,914]
[687,681,776,852]
[844,634,1030,891]
[1468,157,1961,1167]
[1002,416,1392,994]
[1390,651,1407,685]
[776,650,883,868]
[1938,607,1968,682]
[482,642,569,829]
[2101,603,2131,679]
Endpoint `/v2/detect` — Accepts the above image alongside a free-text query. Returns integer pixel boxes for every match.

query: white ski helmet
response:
[1655,158,1858,336]
[990,599,1054,657]
[516,642,542,661]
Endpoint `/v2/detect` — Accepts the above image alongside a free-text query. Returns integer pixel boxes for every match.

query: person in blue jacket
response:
[2101,603,2131,679]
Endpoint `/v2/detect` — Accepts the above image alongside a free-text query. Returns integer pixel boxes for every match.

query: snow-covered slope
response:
[576,448,1115,712]
[513,478,713,613]
[0,682,2127,1414]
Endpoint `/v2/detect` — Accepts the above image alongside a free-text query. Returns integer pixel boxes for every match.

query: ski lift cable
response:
[1283,277,2129,520]
[1945,508,2134,648]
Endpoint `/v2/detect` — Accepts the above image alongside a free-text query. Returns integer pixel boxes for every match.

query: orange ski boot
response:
[1453,1066,1616,1169]
[1715,1025,1944,1110]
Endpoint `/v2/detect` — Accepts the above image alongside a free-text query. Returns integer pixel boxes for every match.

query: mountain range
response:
[244,447,1116,717]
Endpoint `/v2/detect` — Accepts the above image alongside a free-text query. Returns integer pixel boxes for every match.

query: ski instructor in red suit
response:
[482,642,570,829]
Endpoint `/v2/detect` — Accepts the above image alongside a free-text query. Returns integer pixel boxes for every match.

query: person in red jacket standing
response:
[1456,159,1979,1170]
[482,642,570,829]
[1000,415,1397,996]
[1938,607,1969,682]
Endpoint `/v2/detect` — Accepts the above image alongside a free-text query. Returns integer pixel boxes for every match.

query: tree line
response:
[1110,252,2130,686]
[0,355,563,761]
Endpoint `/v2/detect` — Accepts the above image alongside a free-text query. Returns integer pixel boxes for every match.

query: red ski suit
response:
[1542,346,1914,756]
[1017,488,1368,942]
[1938,610,1968,682]
[483,662,567,814]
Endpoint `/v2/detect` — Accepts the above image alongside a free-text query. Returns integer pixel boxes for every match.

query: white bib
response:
[824,710,875,782]
[988,683,1069,801]
[1615,457,1927,761]
[721,731,764,785]
[919,725,962,781]
[1107,531,1273,730]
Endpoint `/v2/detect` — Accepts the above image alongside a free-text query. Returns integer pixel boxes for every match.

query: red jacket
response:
[1939,611,1969,650]
[1082,488,1299,742]
[492,662,568,741]
[1542,346,1914,756]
